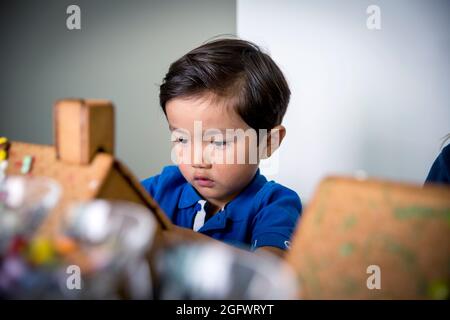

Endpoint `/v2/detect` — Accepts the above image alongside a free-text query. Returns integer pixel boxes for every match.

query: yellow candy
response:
[0,149,6,161]
[29,237,54,265]
[0,137,8,145]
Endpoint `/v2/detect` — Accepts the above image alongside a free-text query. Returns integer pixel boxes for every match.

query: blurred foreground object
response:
[0,175,61,298]
[61,200,157,299]
[157,243,298,299]
[287,177,450,299]
[0,189,156,299]
[0,176,61,255]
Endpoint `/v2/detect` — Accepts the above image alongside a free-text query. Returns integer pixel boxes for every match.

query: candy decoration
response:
[0,137,9,182]
[7,235,28,255]
[0,149,6,161]
[0,137,10,150]
[0,137,8,145]
[28,237,54,265]
[0,137,10,160]
[53,236,77,256]
[20,156,34,174]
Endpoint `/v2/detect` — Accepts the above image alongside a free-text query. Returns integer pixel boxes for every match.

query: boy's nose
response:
[191,157,212,169]
[191,145,213,168]
[192,162,212,169]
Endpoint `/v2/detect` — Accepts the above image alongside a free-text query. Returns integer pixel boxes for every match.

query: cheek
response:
[173,143,191,164]
[214,165,258,187]
[178,164,192,180]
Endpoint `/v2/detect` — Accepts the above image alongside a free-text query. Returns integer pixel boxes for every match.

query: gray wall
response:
[0,0,236,179]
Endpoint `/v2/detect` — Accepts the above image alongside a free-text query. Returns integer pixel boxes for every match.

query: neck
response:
[205,199,225,215]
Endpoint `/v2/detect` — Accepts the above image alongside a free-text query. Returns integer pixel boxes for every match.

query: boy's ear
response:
[260,125,286,159]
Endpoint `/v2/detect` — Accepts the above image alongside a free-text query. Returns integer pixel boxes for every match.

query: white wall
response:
[238,0,450,202]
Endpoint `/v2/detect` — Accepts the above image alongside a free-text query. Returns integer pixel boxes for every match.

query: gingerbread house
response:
[3,99,177,259]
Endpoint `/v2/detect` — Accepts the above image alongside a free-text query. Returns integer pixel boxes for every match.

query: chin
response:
[194,186,224,200]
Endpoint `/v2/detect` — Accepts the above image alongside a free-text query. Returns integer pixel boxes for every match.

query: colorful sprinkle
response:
[0,149,7,161]
[0,137,8,145]
[53,236,78,256]
[339,243,355,257]
[28,237,55,265]
[20,155,34,174]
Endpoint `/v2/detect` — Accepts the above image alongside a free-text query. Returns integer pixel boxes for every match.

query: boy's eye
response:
[212,140,227,148]
[174,137,189,144]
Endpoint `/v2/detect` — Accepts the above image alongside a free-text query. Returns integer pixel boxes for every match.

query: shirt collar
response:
[223,169,267,220]
[200,171,267,233]
[178,182,203,209]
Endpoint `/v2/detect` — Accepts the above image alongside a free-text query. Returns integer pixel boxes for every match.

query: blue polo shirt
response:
[141,166,302,251]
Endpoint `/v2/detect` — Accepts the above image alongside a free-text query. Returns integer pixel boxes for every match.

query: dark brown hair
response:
[159,38,291,130]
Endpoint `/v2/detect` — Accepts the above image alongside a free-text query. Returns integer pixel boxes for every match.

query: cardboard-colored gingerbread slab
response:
[287,176,450,299]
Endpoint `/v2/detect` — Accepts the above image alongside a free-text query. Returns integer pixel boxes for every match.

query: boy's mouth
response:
[193,175,215,188]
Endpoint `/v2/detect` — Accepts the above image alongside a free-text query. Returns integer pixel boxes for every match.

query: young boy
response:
[141,39,301,257]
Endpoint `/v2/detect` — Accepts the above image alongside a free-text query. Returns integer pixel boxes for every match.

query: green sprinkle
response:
[394,206,450,222]
[342,215,357,231]
[20,155,33,174]
[427,280,449,300]
[339,243,355,257]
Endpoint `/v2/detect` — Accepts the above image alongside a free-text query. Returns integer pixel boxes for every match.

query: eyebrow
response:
[168,125,230,134]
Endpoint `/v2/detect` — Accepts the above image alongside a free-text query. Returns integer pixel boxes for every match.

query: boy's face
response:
[165,93,259,209]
